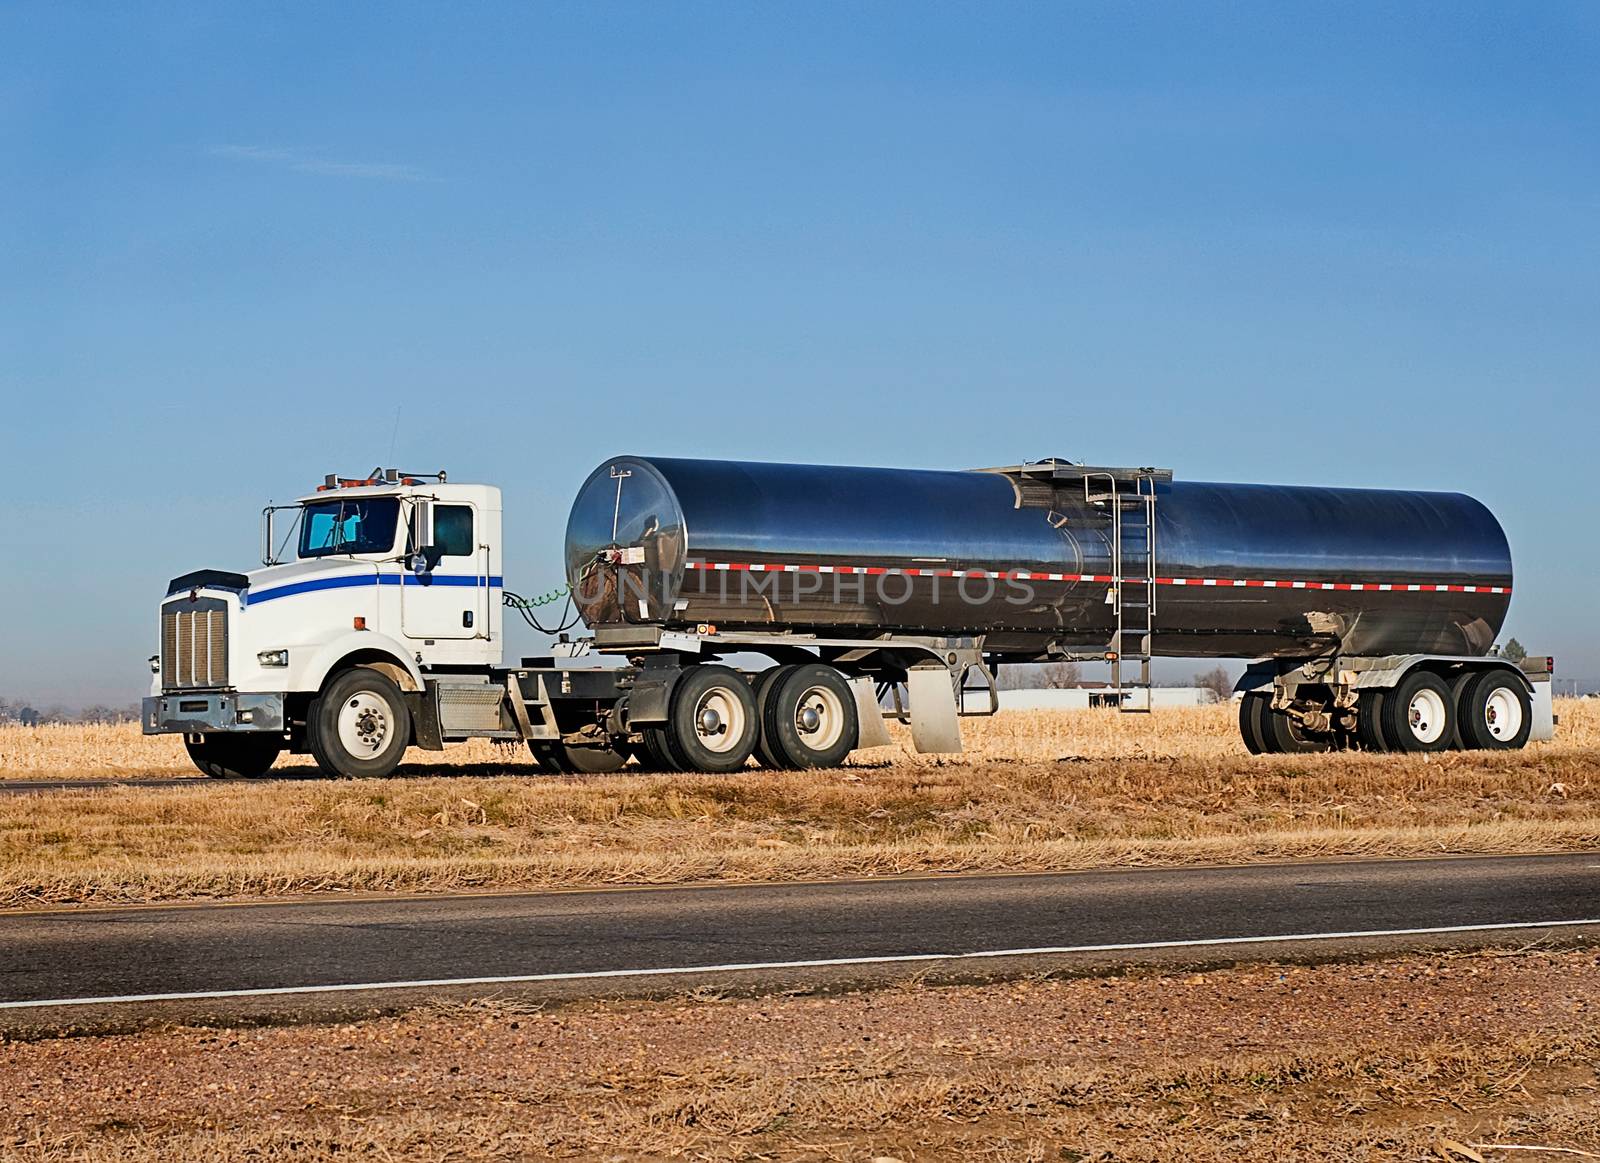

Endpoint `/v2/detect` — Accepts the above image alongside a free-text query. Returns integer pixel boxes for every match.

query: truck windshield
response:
[298,498,401,558]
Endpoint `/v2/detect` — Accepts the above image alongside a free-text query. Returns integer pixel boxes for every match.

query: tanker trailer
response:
[565,456,1552,768]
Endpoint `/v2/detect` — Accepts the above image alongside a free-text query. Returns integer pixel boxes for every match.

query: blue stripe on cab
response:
[246,574,504,606]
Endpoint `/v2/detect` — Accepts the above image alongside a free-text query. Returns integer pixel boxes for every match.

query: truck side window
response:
[433,505,474,557]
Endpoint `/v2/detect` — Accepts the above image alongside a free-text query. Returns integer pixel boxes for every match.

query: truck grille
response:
[162,597,229,689]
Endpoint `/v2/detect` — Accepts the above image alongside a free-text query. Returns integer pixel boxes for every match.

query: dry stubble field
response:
[0,702,1595,908]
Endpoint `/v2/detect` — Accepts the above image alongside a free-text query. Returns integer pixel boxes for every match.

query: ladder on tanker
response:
[974,459,1171,714]
[1084,471,1158,713]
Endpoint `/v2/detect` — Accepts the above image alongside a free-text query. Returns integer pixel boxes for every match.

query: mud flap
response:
[906,664,963,754]
[849,676,893,750]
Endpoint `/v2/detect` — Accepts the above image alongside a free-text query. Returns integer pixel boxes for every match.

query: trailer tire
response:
[1447,671,1478,749]
[1355,690,1390,751]
[761,663,859,769]
[666,664,759,773]
[1257,701,1331,754]
[752,664,800,768]
[185,735,282,779]
[308,667,411,778]
[638,727,684,772]
[1457,671,1532,751]
[1381,670,1456,753]
[1239,693,1269,754]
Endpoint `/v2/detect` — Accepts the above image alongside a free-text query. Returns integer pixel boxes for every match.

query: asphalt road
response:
[2,854,1598,1026]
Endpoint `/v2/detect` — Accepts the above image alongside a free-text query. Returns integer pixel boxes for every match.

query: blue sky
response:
[3,2,1598,704]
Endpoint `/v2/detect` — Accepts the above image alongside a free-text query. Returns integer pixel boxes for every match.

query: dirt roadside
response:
[4,947,1597,1161]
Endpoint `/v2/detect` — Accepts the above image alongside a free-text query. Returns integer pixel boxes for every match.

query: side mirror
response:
[408,546,443,575]
[409,498,434,556]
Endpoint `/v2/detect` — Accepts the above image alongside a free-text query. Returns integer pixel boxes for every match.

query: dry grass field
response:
[0,702,1594,908]
[2,702,1262,779]
[3,947,1598,1160]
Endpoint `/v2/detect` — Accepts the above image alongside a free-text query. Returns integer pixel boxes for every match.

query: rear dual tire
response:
[1239,692,1330,754]
[1379,670,1456,753]
[640,665,760,774]
[1358,669,1530,753]
[756,663,859,770]
[1457,670,1532,750]
[632,663,860,774]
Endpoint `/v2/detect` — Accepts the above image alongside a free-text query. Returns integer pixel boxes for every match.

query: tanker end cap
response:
[564,456,688,628]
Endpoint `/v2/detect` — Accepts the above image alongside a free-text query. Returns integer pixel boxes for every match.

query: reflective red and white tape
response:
[682,560,1510,595]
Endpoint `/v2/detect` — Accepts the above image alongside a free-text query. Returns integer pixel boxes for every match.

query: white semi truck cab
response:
[145,469,526,777]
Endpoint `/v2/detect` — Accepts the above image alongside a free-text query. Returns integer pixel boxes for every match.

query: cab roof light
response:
[317,467,448,491]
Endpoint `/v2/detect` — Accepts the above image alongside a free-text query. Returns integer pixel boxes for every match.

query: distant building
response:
[996,686,1213,711]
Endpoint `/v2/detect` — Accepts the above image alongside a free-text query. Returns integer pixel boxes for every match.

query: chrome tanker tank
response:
[564,456,1512,660]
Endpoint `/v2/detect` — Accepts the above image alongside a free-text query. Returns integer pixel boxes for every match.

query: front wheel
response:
[308,667,412,778]
[185,734,282,779]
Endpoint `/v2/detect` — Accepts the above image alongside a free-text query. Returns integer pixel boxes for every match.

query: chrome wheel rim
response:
[338,691,393,756]
[693,686,747,754]
[794,685,845,752]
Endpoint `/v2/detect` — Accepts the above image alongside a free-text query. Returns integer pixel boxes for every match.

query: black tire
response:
[185,734,282,779]
[638,727,683,772]
[527,742,564,773]
[760,662,859,769]
[556,741,630,773]
[308,667,412,778]
[1259,704,1333,754]
[1239,693,1270,754]
[1380,670,1456,754]
[1457,670,1533,751]
[528,739,630,773]
[1356,690,1389,752]
[1447,671,1478,749]
[752,664,800,768]
[666,664,759,773]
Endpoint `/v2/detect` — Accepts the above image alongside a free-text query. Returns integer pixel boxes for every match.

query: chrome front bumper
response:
[142,692,287,735]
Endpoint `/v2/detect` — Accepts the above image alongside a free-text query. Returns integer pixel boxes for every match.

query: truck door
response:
[401,501,488,640]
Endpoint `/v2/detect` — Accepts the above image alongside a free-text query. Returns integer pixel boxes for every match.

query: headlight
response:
[257,649,290,667]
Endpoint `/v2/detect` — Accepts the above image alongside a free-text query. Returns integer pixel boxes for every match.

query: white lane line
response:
[4,917,1597,1011]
